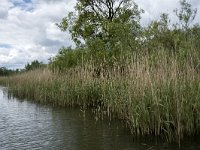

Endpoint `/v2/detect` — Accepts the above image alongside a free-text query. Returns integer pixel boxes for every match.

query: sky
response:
[0,0,200,69]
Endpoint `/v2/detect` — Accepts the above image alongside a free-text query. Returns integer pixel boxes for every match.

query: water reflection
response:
[0,86,199,150]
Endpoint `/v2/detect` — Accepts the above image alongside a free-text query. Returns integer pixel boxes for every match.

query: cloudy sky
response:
[0,0,200,69]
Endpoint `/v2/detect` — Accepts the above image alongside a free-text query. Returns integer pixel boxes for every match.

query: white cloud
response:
[0,1,13,19]
[0,0,76,69]
[135,0,200,25]
[0,0,199,69]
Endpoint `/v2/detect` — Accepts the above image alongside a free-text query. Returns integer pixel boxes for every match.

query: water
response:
[0,86,199,150]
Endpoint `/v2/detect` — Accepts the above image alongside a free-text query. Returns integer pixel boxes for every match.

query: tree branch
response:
[112,0,123,19]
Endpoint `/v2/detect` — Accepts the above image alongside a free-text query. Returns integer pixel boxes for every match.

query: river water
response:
[0,86,199,150]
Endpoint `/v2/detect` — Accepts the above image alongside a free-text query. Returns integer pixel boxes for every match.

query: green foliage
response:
[174,0,197,43]
[142,13,184,54]
[191,24,200,49]
[141,0,197,54]
[57,0,143,50]
[174,0,197,31]
[25,60,44,71]
[53,0,200,69]
[0,67,16,76]
[52,0,200,72]
[50,47,86,71]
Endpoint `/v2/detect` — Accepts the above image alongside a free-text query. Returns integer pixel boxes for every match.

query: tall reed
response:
[0,49,199,143]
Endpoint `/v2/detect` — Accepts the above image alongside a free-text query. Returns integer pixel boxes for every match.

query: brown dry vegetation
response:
[0,50,200,143]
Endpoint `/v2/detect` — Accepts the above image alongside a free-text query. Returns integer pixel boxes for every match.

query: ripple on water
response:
[0,87,200,150]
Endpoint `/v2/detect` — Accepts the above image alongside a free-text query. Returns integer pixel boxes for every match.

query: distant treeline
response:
[0,60,46,76]
[25,60,46,71]
[0,67,18,76]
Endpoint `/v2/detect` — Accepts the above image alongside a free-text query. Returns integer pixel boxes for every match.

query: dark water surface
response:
[0,86,199,150]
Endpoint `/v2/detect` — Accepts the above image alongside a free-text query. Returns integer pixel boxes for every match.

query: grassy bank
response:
[0,50,200,143]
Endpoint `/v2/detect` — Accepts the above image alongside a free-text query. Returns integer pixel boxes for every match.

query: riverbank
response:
[0,51,200,143]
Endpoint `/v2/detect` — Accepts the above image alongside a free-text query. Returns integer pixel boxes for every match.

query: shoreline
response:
[0,62,199,143]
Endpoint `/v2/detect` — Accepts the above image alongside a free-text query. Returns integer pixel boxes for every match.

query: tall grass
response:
[0,49,199,143]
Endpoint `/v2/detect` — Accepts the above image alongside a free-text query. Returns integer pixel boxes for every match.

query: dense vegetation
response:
[0,67,17,76]
[0,60,45,76]
[0,0,200,143]
[25,60,45,71]
[51,0,200,72]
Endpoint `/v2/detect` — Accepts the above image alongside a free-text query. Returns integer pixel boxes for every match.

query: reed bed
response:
[0,49,200,143]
